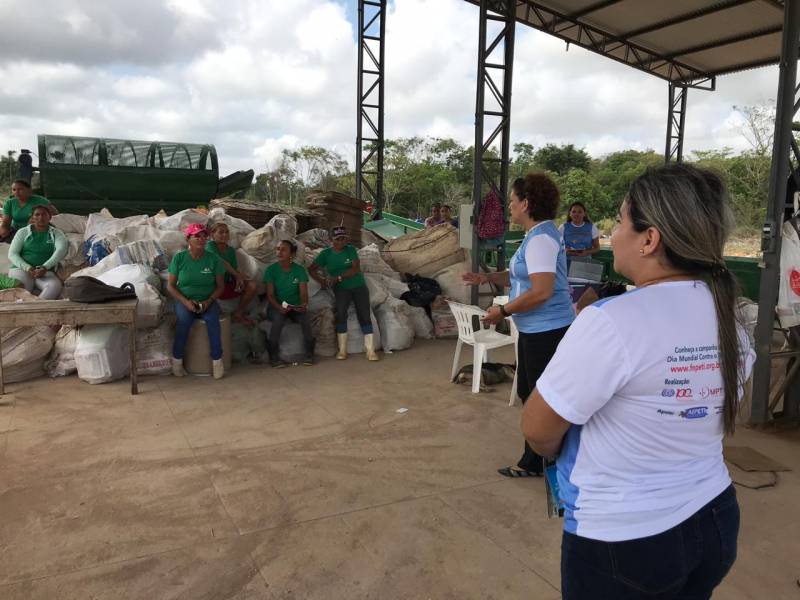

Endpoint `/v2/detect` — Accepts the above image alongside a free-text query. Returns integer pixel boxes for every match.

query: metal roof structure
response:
[462,0,789,89]
[355,0,800,425]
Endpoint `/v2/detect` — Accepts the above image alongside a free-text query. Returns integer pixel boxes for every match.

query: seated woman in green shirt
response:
[308,226,379,361]
[206,222,257,325]
[3,179,58,234]
[8,205,68,299]
[264,240,314,367]
[167,224,226,379]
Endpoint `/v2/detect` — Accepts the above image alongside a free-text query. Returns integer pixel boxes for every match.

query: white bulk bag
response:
[375,297,414,351]
[45,326,79,377]
[778,221,800,327]
[157,209,208,232]
[96,264,164,328]
[75,325,130,384]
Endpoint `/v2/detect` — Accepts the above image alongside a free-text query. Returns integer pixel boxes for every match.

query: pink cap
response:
[184,223,208,238]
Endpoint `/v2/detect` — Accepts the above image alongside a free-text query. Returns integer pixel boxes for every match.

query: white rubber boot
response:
[212,358,224,380]
[171,357,185,377]
[336,333,348,360]
[364,333,380,361]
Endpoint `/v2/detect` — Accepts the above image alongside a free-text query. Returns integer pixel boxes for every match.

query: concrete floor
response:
[0,338,797,599]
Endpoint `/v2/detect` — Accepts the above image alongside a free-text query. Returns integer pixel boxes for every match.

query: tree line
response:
[246,136,772,235]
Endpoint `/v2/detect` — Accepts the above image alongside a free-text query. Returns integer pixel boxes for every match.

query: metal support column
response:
[471,0,516,304]
[751,0,800,424]
[356,0,386,219]
[665,83,688,163]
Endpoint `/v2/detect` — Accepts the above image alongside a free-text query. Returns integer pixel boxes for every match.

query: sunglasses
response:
[190,232,209,239]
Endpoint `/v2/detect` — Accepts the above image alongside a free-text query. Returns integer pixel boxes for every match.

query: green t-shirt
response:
[263,262,308,306]
[168,249,224,302]
[22,230,56,268]
[313,245,366,290]
[3,196,51,230]
[205,241,238,282]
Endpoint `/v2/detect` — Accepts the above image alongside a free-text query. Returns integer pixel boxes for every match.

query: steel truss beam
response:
[751,0,800,424]
[356,0,386,219]
[665,83,688,163]
[462,0,717,89]
[471,0,516,304]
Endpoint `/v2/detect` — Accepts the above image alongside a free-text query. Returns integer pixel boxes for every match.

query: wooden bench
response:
[0,298,139,395]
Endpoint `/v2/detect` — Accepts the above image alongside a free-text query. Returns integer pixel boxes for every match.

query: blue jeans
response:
[561,485,739,600]
[173,301,223,361]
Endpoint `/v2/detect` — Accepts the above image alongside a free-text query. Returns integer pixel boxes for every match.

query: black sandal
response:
[497,466,540,478]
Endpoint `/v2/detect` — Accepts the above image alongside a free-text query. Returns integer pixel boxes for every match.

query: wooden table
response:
[0,298,139,395]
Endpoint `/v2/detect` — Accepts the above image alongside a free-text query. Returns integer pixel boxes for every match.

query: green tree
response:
[0,151,20,195]
[533,143,591,175]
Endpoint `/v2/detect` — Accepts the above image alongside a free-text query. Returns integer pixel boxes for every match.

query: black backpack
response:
[65,276,138,303]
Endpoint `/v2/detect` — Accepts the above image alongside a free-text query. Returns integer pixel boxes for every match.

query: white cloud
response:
[0,0,786,182]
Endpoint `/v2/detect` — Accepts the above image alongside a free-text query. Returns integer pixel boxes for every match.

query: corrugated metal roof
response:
[464,0,790,87]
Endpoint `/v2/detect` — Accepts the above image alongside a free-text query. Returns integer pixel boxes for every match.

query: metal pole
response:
[355,0,386,218]
[750,0,800,424]
[471,2,488,303]
[356,1,365,205]
[471,0,516,304]
[665,83,688,163]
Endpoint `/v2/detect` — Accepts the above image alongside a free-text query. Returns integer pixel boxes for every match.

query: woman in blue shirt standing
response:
[559,201,600,263]
[464,173,575,476]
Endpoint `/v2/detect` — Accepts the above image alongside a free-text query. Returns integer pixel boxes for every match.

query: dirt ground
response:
[0,339,797,599]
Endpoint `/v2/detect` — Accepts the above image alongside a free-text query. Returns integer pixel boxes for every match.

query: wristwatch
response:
[338,275,343,283]
[499,304,509,317]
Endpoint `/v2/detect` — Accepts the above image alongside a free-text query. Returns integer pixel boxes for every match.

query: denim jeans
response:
[561,485,739,600]
[173,300,223,360]
[334,285,372,334]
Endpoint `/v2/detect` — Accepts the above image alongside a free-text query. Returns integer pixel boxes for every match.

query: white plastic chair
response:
[493,296,519,406]
[447,300,515,394]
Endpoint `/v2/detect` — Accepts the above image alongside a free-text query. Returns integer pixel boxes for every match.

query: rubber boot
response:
[364,333,380,361]
[212,358,224,380]
[171,357,185,377]
[303,338,316,366]
[336,333,348,360]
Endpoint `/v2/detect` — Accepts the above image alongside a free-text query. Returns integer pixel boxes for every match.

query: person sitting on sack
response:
[8,205,68,299]
[264,239,315,367]
[167,223,226,379]
[308,226,379,361]
[205,222,257,325]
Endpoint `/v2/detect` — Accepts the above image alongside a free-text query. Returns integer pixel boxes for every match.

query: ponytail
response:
[706,266,744,435]
[628,164,745,435]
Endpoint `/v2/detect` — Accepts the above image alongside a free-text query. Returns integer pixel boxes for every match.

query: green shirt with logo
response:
[168,249,224,302]
[21,229,56,268]
[263,262,308,306]
[313,245,365,290]
[3,195,51,230]
[205,241,238,282]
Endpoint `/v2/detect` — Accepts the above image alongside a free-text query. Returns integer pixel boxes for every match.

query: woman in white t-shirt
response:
[521,164,754,599]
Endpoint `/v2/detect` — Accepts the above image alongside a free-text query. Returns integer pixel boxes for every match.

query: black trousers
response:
[516,326,570,472]
[334,285,373,334]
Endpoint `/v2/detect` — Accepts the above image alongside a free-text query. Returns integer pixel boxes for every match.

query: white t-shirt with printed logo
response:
[536,280,755,542]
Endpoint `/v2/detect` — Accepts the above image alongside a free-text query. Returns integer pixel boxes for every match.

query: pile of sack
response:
[0,210,484,386]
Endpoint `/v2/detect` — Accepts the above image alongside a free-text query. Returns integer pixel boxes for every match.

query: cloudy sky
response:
[0,0,781,177]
